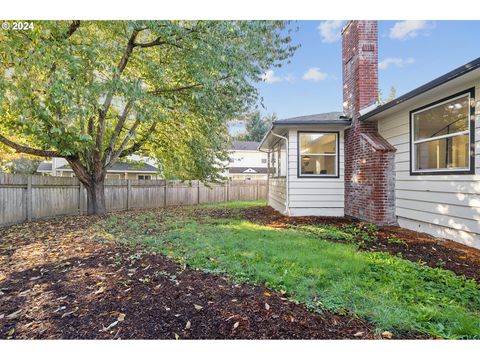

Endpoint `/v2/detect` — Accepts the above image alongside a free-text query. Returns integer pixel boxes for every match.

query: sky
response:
[256,20,480,120]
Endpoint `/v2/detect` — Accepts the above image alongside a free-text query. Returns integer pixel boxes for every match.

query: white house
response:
[227,141,268,180]
[259,20,480,249]
[37,157,159,180]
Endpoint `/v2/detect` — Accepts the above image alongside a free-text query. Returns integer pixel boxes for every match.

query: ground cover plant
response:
[98,202,480,339]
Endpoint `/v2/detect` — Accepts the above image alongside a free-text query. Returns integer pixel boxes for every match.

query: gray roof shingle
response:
[37,162,52,172]
[229,167,268,174]
[273,111,349,125]
[228,141,261,151]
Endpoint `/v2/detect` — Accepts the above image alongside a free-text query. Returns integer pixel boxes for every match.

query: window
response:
[138,175,152,180]
[106,173,121,179]
[411,89,474,174]
[298,132,339,177]
[269,140,287,177]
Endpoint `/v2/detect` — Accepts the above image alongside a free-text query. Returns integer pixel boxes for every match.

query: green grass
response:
[98,201,480,339]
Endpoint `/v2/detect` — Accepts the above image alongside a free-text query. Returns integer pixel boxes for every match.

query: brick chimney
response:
[342,20,397,225]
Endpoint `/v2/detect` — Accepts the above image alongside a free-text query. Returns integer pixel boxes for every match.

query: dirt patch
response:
[0,214,386,339]
[232,206,480,283]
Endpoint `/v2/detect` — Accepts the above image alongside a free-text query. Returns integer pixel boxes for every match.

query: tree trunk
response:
[84,180,106,215]
[67,156,107,215]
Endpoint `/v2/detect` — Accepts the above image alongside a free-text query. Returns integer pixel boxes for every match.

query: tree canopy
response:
[235,111,277,142]
[0,20,297,213]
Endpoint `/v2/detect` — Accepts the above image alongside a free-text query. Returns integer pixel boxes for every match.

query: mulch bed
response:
[3,204,477,340]
[236,206,480,283]
[0,215,381,339]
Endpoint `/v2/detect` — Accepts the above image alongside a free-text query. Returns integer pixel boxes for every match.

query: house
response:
[259,20,480,249]
[37,157,159,180]
[227,141,268,180]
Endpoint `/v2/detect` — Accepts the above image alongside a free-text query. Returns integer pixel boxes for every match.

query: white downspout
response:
[270,131,290,216]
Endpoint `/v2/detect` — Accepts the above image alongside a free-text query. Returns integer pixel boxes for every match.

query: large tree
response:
[0,21,296,214]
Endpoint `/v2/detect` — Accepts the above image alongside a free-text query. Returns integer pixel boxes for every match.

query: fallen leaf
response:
[194,304,203,311]
[381,331,393,339]
[102,320,119,332]
[6,328,15,337]
[264,292,271,297]
[233,322,239,329]
[174,333,180,340]
[353,331,364,337]
[94,287,105,295]
[61,308,78,318]
[185,320,191,330]
[117,313,126,322]
[6,309,22,320]
[265,303,270,310]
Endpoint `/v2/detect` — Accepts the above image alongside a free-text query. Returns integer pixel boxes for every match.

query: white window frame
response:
[410,90,474,175]
[298,132,339,178]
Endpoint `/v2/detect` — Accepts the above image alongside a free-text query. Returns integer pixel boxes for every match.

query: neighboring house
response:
[227,141,268,180]
[259,20,480,249]
[37,157,159,180]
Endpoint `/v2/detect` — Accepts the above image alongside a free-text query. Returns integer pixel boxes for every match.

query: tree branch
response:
[118,123,157,158]
[96,29,140,154]
[64,21,81,39]
[105,117,144,168]
[0,133,59,157]
[103,100,134,165]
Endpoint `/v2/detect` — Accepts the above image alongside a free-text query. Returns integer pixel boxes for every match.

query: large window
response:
[411,89,474,175]
[298,132,339,177]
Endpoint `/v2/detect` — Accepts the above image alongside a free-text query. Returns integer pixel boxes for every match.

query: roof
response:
[37,160,157,173]
[37,162,52,172]
[228,141,261,151]
[272,111,350,126]
[59,161,157,173]
[229,167,268,174]
[360,56,480,121]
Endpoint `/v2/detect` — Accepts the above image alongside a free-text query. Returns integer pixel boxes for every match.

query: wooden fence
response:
[0,173,267,227]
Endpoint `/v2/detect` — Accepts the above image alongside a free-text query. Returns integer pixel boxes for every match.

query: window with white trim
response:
[411,90,474,174]
[138,175,152,180]
[299,132,338,177]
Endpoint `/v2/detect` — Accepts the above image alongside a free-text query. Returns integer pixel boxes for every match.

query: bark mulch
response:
[0,215,380,340]
[236,206,480,283]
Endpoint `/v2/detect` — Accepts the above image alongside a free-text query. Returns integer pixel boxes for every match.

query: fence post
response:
[79,182,84,215]
[256,179,259,200]
[126,180,131,210]
[226,180,230,202]
[197,181,201,204]
[26,176,32,221]
[163,181,167,207]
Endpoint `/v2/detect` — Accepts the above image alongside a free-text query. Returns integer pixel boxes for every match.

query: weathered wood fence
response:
[0,173,267,227]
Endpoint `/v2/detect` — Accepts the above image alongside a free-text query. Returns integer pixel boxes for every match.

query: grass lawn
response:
[98,201,480,339]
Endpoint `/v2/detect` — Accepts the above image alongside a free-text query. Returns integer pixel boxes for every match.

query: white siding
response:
[268,177,287,213]
[378,80,480,249]
[287,128,345,217]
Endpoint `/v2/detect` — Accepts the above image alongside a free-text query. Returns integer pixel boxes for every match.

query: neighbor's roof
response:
[58,161,158,173]
[38,160,157,173]
[229,167,268,174]
[360,56,480,121]
[228,140,261,151]
[37,162,52,172]
[272,111,350,126]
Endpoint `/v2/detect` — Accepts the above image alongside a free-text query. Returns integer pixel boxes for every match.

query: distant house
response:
[227,141,268,180]
[259,20,480,249]
[37,157,159,180]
